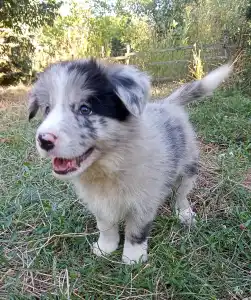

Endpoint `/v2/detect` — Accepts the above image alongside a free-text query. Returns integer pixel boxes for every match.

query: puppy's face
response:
[28,59,150,179]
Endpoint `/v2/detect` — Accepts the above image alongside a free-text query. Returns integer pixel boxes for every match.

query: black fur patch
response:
[28,96,39,121]
[184,162,199,177]
[130,222,152,245]
[112,72,136,90]
[182,81,205,99]
[99,117,107,126]
[79,134,86,146]
[82,118,96,133]
[164,121,186,168]
[73,113,97,138]
[66,60,130,122]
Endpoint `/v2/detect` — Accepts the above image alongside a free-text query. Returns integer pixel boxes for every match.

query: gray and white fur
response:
[28,60,232,264]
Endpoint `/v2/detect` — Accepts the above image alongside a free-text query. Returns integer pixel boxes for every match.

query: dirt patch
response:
[0,85,30,109]
[242,168,251,191]
[0,138,13,143]
[151,81,183,100]
[198,139,220,154]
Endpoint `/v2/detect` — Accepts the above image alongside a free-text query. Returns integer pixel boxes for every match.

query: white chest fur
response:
[73,165,130,222]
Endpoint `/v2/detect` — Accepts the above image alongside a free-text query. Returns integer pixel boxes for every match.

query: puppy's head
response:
[28,59,150,179]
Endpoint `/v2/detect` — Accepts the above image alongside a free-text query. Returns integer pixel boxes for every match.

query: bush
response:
[0,0,61,85]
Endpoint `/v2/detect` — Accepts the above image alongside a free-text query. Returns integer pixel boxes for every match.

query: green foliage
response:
[0,29,35,85]
[1,0,61,33]
[0,0,250,84]
[117,0,194,42]
[190,90,251,153]
[186,0,248,44]
[237,0,251,94]
[36,2,91,68]
[34,1,152,71]
[0,0,61,85]
[189,43,204,80]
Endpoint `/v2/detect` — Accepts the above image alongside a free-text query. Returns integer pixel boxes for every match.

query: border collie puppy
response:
[28,60,232,264]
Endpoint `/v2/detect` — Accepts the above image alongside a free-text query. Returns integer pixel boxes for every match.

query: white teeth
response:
[54,147,94,169]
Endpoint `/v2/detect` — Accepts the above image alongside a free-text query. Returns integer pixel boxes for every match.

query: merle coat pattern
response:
[28,59,232,264]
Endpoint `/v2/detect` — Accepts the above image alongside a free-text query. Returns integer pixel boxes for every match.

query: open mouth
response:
[52,147,94,175]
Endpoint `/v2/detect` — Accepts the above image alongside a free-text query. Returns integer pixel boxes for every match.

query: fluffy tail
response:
[165,63,233,106]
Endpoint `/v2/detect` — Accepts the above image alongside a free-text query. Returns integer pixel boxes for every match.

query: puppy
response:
[28,59,232,264]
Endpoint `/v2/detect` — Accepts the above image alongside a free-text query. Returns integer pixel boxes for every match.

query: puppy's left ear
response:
[109,65,151,117]
[28,91,39,121]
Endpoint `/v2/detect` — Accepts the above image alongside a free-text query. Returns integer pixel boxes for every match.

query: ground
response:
[0,84,251,300]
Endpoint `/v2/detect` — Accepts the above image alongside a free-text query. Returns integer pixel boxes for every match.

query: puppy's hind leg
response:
[175,162,198,226]
[92,218,120,257]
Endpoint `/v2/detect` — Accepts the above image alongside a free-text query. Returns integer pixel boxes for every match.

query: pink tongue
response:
[53,158,76,171]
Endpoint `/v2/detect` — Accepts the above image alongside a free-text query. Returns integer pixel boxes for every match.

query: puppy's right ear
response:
[28,91,39,121]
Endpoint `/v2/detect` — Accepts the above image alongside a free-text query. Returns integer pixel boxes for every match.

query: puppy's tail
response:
[165,63,233,106]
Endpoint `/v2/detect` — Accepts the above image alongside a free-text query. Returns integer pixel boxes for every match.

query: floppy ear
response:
[109,65,151,117]
[28,91,39,121]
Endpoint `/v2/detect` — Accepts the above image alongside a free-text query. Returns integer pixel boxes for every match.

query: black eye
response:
[45,106,50,115]
[79,105,92,116]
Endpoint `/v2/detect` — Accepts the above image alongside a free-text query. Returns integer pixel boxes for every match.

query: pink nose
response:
[38,133,57,151]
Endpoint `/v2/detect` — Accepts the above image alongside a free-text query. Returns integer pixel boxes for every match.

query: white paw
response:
[92,238,119,257]
[122,240,148,265]
[176,207,197,225]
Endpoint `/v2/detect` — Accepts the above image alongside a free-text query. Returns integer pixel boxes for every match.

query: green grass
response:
[0,87,251,299]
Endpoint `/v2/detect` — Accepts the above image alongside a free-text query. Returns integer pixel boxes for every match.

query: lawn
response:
[0,85,251,300]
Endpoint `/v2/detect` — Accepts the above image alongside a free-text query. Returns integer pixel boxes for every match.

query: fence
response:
[33,41,236,83]
[103,42,236,83]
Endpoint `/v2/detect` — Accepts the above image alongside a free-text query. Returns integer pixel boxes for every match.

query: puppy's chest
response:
[76,173,123,199]
[73,170,129,219]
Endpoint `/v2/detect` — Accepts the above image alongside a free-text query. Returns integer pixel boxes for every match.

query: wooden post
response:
[101,46,105,58]
[222,30,230,59]
[125,44,130,65]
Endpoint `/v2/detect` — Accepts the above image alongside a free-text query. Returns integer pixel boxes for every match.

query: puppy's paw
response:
[122,240,148,265]
[122,252,148,265]
[92,239,119,257]
[176,207,197,226]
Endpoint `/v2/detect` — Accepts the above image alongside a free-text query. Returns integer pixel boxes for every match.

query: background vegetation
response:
[0,0,250,88]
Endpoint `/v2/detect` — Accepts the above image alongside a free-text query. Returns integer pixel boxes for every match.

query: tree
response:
[0,0,62,84]
[0,0,61,33]
[114,0,194,40]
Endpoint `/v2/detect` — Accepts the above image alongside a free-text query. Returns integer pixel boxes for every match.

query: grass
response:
[0,85,251,299]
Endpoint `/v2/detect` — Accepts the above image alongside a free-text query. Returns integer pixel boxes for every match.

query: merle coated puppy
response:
[28,59,232,264]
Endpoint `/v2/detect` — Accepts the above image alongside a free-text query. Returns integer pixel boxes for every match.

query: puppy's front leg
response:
[122,214,153,264]
[92,218,120,257]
